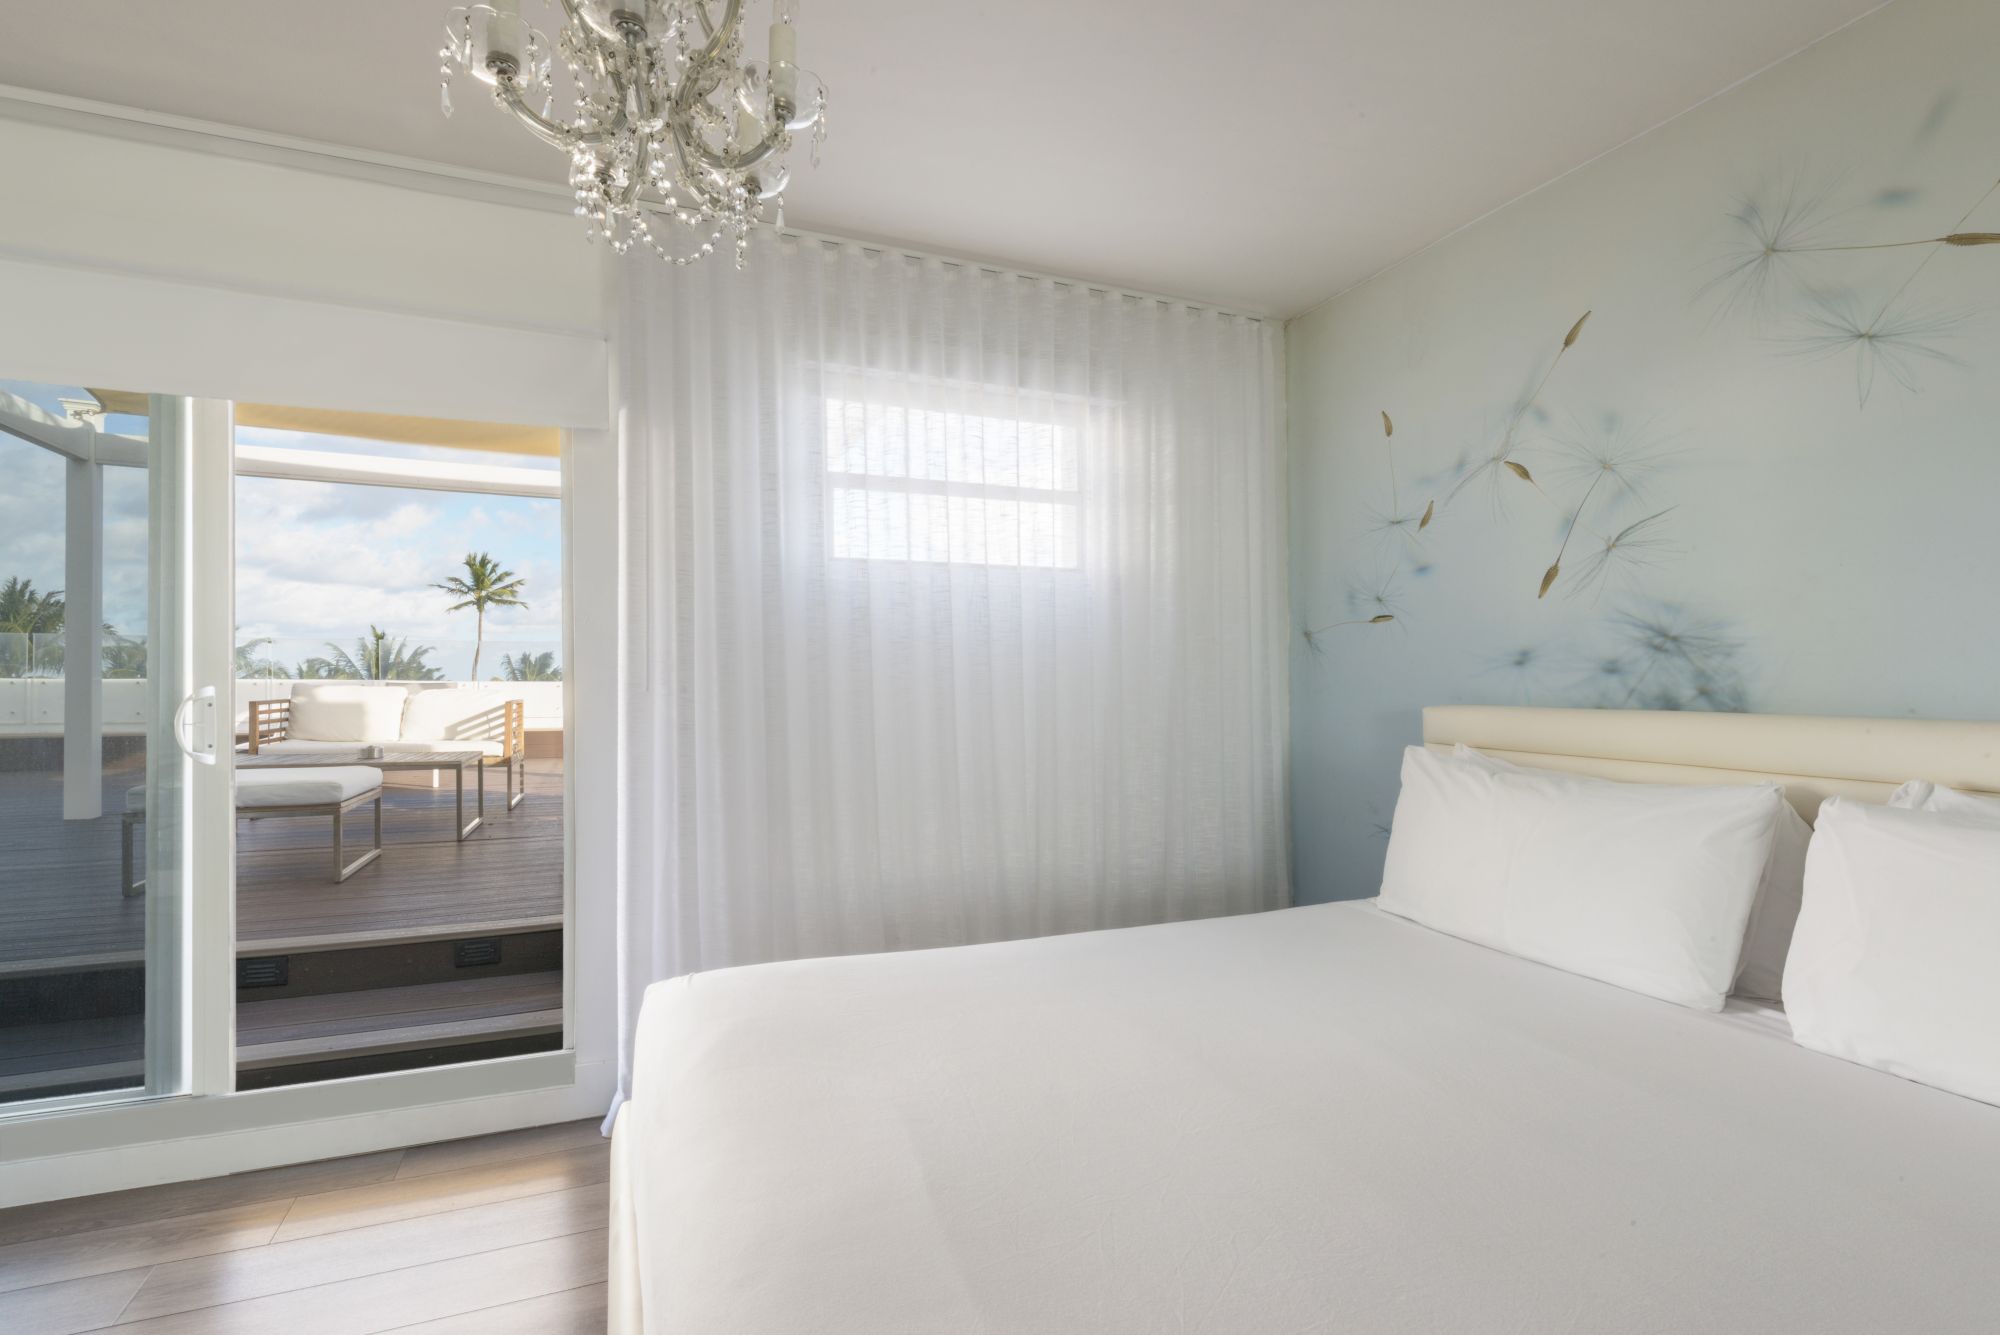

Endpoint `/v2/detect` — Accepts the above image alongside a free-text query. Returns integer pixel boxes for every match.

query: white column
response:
[62,452,104,819]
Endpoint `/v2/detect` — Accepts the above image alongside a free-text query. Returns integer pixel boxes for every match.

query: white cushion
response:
[1785,798,2000,1107]
[1449,744,1809,1001]
[1380,745,1782,1010]
[1887,779,2000,829]
[286,684,409,743]
[251,739,366,756]
[253,737,504,760]
[388,737,506,759]
[400,688,510,747]
[237,766,383,807]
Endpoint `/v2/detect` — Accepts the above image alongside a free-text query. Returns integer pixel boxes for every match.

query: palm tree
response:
[0,577,64,632]
[499,650,562,682]
[235,637,290,679]
[297,626,444,681]
[0,577,64,678]
[433,553,527,683]
[102,625,148,679]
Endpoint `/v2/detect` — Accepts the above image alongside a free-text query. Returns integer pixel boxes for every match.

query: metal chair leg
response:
[330,794,384,882]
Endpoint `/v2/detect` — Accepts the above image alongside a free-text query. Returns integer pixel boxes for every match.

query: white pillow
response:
[1448,745,1808,1001]
[1886,779,2000,829]
[1785,798,2000,1107]
[1380,745,1783,1010]
[286,683,409,743]
[401,688,510,743]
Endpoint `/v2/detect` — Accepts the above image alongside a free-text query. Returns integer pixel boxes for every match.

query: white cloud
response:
[0,431,563,677]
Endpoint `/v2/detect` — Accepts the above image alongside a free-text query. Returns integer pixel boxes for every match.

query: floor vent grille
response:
[454,938,503,968]
[238,956,290,989]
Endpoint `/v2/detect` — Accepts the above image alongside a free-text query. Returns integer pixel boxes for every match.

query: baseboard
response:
[0,1054,616,1208]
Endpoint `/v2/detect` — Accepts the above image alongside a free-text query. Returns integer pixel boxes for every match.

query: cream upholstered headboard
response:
[1423,706,2000,823]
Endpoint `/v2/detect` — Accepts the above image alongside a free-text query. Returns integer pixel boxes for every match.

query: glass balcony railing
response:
[233,635,563,685]
[0,633,565,738]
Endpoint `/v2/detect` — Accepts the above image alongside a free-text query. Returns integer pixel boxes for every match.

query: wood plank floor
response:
[0,756,565,974]
[0,1119,609,1334]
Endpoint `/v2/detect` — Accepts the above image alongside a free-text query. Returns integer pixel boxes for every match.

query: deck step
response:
[237,971,563,1070]
[0,972,562,1097]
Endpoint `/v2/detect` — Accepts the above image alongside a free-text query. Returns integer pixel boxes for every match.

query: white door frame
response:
[187,396,239,1098]
[0,404,617,1208]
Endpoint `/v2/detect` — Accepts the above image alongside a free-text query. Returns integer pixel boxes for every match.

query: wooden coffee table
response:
[237,748,489,840]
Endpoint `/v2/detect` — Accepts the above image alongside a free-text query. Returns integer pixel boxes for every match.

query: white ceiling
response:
[0,0,1888,316]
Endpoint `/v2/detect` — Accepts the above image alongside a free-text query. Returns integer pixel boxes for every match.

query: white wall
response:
[1286,0,2000,901]
[0,100,619,1202]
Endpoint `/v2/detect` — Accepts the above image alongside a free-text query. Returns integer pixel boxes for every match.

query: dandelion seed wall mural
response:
[1287,0,2000,902]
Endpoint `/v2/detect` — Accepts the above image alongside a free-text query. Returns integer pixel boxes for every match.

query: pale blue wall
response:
[1287,0,2000,903]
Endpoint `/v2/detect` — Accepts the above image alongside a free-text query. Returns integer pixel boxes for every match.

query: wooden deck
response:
[1,751,565,1100]
[0,753,565,975]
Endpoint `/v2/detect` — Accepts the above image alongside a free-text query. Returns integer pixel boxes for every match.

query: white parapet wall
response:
[0,678,149,738]
[0,679,565,740]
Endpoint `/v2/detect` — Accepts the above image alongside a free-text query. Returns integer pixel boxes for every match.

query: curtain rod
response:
[768,225,1271,325]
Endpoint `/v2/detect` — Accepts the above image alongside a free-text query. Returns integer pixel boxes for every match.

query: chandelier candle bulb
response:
[770,19,798,106]
[484,15,525,71]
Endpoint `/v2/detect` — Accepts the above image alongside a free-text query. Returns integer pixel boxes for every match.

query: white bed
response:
[609,707,2000,1333]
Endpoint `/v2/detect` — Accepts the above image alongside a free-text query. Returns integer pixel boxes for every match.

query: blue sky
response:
[1,379,562,679]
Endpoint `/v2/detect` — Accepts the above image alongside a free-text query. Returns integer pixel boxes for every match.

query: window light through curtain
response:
[823,389,1081,568]
[608,234,1288,1113]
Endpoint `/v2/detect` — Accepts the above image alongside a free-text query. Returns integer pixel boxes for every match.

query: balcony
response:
[0,664,566,1101]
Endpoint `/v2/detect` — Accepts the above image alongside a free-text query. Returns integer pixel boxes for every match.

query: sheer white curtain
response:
[610,235,1287,1095]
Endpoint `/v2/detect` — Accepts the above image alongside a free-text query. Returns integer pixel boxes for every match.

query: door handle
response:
[174,686,220,765]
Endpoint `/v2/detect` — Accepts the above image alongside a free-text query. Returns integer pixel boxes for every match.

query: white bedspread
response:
[610,902,2000,1333]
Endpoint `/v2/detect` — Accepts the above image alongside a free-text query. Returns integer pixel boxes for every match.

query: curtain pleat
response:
[610,235,1289,1100]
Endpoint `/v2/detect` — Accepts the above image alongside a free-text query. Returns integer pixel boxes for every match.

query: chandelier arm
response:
[557,0,615,86]
[691,0,719,41]
[668,17,784,175]
[627,35,663,129]
[672,109,783,174]
[497,79,630,149]
[690,0,745,68]
[663,128,734,216]
[494,83,576,149]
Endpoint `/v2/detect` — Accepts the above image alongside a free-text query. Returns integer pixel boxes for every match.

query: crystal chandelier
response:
[440,1,825,266]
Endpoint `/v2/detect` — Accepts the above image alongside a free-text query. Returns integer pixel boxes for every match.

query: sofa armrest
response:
[247,698,291,754]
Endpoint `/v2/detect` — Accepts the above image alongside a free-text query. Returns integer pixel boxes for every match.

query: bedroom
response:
[1,0,1997,1330]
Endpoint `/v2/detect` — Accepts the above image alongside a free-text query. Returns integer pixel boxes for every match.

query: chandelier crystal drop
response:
[439,0,826,266]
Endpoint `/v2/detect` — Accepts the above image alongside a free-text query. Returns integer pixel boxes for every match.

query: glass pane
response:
[0,380,180,1105]
[231,414,565,1089]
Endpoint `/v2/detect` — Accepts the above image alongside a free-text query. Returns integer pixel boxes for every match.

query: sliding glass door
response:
[2,382,566,1117]
[228,407,567,1089]
[0,382,225,1108]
